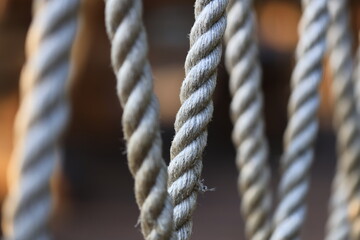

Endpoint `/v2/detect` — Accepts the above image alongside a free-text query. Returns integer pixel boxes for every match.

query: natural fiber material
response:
[167,0,228,239]
[2,1,80,239]
[105,1,175,240]
[224,0,272,239]
[326,1,360,239]
[271,0,329,239]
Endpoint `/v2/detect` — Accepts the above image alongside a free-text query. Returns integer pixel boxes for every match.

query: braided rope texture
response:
[224,1,272,240]
[105,1,175,240]
[326,175,351,240]
[270,0,329,239]
[2,1,80,239]
[167,1,228,240]
[326,1,360,239]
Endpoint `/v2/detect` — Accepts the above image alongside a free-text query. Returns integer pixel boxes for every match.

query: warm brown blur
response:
[0,0,360,239]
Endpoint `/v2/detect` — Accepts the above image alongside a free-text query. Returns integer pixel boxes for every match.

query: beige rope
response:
[271,0,329,239]
[104,0,175,239]
[167,0,228,239]
[325,0,359,239]
[2,1,80,239]
[224,0,272,240]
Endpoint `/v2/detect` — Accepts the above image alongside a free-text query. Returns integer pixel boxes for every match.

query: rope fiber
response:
[271,0,329,239]
[325,0,360,239]
[224,0,272,239]
[2,1,80,239]
[105,0,175,239]
[167,0,228,240]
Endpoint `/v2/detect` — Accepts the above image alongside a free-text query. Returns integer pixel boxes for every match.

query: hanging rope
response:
[325,0,360,239]
[270,0,329,239]
[224,0,272,240]
[2,1,80,239]
[104,1,175,240]
[326,174,351,240]
[167,0,228,239]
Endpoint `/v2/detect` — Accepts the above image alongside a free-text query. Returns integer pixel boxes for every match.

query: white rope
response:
[105,1,175,240]
[326,174,351,240]
[325,0,359,239]
[224,0,272,239]
[167,0,228,239]
[270,0,329,239]
[2,1,80,239]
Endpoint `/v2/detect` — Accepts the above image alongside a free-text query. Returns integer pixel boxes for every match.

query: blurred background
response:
[0,0,360,239]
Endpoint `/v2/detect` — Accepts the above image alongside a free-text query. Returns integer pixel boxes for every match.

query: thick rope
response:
[354,34,360,116]
[2,1,79,239]
[325,1,360,239]
[167,1,228,240]
[326,174,351,240]
[270,0,329,239]
[104,1,175,240]
[224,1,272,240]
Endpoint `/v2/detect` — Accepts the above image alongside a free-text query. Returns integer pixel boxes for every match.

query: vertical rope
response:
[325,1,360,239]
[104,1,175,240]
[167,0,228,239]
[2,1,80,239]
[224,0,272,240]
[326,175,351,240]
[270,0,329,239]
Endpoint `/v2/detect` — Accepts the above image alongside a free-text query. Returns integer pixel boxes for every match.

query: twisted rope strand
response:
[167,1,228,240]
[270,0,329,239]
[2,1,80,239]
[224,1,272,240]
[105,1,175,239]
[325,1,360,239]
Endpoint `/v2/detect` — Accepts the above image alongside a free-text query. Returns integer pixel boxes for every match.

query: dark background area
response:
[0,0,360,239]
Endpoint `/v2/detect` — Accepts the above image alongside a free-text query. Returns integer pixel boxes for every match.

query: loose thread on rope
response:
[270,0,329,239]
[167,0,228,239]
[224,0,272,240]
[325,0,360,239]
[2,1,80,239]
[104,0,175,240]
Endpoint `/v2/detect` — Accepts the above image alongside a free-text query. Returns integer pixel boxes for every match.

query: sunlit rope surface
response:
[2,1,80,239]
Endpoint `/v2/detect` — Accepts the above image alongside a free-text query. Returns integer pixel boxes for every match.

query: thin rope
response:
[167,0,228,239]
[325,0,360,239]
[104,1,175,240]
[2,1,80,239]
[224,0,272,240]
[270,0,329,239]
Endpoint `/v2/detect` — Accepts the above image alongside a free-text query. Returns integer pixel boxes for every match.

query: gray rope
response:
[224,0,272,240]
[354,33,360,116]
[104,1,175,240]
[2,1,80,239]
[325,0,359,239]
[326,174,351,240]
[167,0,228,240]
[270,0,329,239]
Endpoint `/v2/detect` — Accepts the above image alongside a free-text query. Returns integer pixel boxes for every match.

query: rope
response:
[326,174,351,240]
[270,0,329,239]
[2,1,80,239]
[167,0,228,239]
[224,0,272,240]
[355,33,360,116]
[325,1,360,239]
[104,1,175,240]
